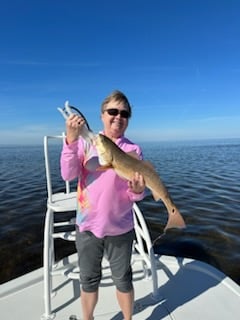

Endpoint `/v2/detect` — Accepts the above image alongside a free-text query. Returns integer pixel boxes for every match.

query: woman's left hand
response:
[128,172,145,194]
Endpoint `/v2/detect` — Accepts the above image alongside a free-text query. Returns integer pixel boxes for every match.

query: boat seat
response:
[41,134,158,320]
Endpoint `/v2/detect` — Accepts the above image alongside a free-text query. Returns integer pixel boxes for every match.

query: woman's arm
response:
[60,113,87,181]
[60,139,83,181]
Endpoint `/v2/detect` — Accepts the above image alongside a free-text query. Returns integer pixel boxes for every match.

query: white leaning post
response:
[41,133,77,320]
[132,203,159,299]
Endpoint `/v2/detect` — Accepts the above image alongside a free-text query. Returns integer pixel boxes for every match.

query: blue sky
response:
[1,0,240,145]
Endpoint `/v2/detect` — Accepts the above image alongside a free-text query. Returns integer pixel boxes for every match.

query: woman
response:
[61,90,145,320]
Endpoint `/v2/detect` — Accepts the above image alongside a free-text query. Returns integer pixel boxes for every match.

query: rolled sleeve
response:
[126,188,146,202]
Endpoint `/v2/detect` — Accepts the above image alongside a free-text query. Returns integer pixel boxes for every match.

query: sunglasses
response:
[104,108,130,119]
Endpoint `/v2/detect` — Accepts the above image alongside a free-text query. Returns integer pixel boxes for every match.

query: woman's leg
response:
[75,229,104,320]
[116,288,134,320]
[105,230,135,319]
[81,290,98,320]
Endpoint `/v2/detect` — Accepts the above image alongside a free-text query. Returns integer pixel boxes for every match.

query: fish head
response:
[94,134,113,166]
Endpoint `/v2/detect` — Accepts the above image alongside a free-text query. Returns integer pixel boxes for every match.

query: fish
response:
[95,133,186,231]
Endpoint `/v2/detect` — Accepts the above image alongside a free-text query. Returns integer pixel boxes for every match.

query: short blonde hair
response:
[101,90,132,117]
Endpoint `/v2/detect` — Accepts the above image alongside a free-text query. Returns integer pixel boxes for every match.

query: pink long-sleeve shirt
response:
[60,134,145,238]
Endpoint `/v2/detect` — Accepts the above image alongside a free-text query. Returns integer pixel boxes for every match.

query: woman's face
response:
[101,99,130,140]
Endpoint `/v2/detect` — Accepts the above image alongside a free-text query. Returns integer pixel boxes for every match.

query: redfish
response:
[95,134,186,231]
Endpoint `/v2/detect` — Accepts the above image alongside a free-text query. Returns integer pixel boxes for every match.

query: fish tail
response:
[164,206,186,231]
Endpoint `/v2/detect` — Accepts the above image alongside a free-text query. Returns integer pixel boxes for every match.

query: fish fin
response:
[96,165,113,171]
[164,207,186,231]
[152,191,161,201]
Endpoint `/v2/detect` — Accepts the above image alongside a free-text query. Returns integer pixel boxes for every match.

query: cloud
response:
[1,59,101,68]
[0,124,63,145]
[196,115,240,123]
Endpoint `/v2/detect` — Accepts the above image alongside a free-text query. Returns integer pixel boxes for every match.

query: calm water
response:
[0,139,240,285]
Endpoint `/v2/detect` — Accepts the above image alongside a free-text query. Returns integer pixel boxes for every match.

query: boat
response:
[1,134,239,320]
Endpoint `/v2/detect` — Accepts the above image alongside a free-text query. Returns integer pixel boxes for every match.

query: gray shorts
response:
[75,228,134,293]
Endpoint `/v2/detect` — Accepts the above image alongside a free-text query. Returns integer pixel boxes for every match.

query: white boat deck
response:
[1,253,240,320]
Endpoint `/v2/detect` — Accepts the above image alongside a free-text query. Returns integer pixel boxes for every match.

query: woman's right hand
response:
[66,114,86,144]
